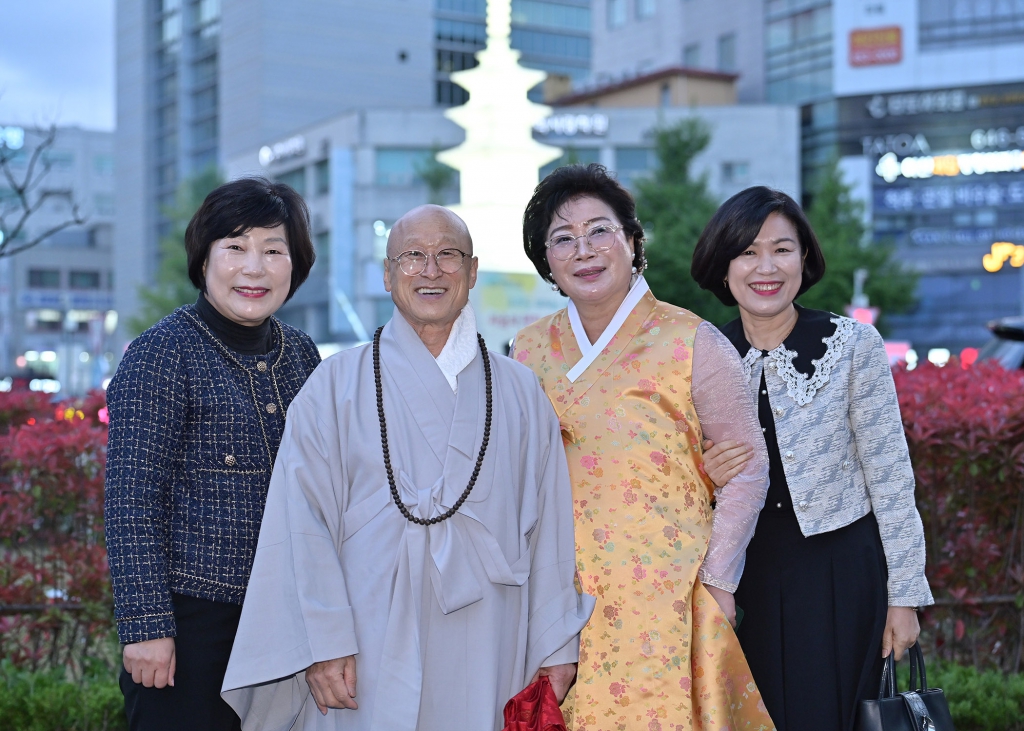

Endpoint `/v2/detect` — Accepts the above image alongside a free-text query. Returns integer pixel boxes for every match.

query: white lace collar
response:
[435,303,478,393]
[741,315,857,406]
[565,276,650,383]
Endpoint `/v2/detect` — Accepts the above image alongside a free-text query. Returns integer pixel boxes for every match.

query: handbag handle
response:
[877,652,897,699]
[908,642,928,692]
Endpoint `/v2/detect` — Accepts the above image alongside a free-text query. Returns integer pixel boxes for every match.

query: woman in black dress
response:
[690,187,934,731]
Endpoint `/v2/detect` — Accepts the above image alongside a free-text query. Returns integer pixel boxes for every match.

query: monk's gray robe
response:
[222,311,594,731]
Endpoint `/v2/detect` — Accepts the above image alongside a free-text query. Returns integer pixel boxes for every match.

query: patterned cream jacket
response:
[725,308,934,608]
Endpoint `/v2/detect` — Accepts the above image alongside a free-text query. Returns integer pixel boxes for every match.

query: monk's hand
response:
[882,607,920,660]
[306,655,358,714]
[705,585,737,629]
[123,636,176,689]
[702,439,753,488]
[530,663,577,704]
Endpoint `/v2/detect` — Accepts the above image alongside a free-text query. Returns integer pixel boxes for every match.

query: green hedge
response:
[1,657,1021,731]
[896,659,1024,731]
[0,661,125,731]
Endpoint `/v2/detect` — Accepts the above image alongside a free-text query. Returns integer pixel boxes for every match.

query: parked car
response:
[978,316,1024,369]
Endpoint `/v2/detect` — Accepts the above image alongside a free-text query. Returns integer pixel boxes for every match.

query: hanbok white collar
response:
[565,275,650,383]
[435,302,478,393]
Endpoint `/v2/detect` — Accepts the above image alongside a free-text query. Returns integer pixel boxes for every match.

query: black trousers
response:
[735,511,889,731]
[120,594,243,731]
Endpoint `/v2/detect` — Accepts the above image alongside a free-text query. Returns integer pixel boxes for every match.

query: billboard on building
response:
[833,2,1024,96]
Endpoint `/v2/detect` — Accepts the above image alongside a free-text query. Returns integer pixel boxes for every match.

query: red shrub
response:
[0,390,111,672]
[894,359,1024,672]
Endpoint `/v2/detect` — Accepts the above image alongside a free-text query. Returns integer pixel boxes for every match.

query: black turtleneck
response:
[194,292,274,355]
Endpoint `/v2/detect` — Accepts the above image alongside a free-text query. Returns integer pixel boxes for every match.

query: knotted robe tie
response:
[341,471,531,730]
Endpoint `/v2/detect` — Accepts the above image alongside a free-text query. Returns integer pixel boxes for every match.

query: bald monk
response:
[221,205,594,730]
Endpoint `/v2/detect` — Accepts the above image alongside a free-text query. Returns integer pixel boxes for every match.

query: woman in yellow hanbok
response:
[514,164,775,731]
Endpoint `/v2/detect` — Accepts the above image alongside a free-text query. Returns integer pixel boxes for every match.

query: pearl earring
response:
[631,266,637,274]
[550,282,559,292]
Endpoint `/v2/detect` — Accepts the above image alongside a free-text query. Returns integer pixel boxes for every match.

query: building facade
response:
[586,0,765,102]
[225,103,798,348]
[0,125,116,395]
[114,0,593,354]
[831,1,1024,355]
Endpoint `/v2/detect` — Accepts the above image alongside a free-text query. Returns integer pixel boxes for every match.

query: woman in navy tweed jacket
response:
[104,178,321,731]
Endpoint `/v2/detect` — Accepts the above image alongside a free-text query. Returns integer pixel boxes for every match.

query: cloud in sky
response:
[0,0,115,131]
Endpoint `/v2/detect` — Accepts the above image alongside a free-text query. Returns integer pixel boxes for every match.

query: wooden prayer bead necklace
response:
[372,325,493,526]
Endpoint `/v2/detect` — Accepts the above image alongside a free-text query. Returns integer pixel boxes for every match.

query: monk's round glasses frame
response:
[388,248,469,276]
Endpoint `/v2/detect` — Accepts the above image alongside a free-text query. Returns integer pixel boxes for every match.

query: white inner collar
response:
[435,302,478,393]
[565,276,650,383]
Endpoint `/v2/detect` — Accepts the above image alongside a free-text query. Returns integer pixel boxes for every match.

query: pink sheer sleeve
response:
[691,321,769,593]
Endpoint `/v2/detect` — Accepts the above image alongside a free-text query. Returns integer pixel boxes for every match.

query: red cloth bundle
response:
[501,676,568,731]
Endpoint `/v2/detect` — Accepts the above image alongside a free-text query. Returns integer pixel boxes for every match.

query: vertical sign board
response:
[329,147,355,338]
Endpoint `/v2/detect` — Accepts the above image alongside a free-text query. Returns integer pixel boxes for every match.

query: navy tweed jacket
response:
[104,305,321,644]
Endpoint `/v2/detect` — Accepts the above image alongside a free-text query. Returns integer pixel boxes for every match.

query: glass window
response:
[161,12,182,44]
[435,18,487,44]
[193,57,217,86]
[315,159,330,195]
[157,74,178,104]
[192,149,217,170]
[93,154,114,176]
[437,49,479,73]
[683,42,700,67]
[919,0,1024,50]
[157,132,178,160]
[721,161,750,183]
[510,29,591,60]
[69,271,101,289]
[28,269,61,289]
[157,162,177,189]
[375,149,434,187]
[198,0,220,24]
[636,0,656,20]
[94,194,115,216]
[766,18,791,50]
[276,167,307,197]
[614,147,658,188]
[436,80,470,107]
[40,150,74,169]
[191,118,217,147]
[717,33,737,72]
[193,87,216,116]
[157,104,178,131]
[539,148,601,180]
[607,0,627,29]
[511,1,591,31]
[436,0,487,15]
[314,230,330,271]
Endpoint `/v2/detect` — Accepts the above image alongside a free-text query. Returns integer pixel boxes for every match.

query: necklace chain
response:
[373,325,493,526]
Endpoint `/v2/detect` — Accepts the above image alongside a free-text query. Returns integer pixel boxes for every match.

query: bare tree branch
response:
[0,124,89,258]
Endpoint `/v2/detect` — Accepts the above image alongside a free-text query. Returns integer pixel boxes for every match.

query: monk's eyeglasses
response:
[544,224,624,261]
[388,248,469,276]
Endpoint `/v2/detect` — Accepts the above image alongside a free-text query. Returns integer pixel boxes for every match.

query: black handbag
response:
[856,642,954,731]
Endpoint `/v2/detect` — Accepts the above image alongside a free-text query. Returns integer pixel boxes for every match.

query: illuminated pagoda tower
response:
[438,0,566,344]
[439,0,562,273]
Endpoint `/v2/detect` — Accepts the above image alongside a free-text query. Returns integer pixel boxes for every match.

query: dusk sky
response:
[0,0,115,131]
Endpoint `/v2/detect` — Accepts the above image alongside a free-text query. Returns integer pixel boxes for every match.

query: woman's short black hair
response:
[691,186,826,306]
[523,163,645,290]
[184,177,315,301]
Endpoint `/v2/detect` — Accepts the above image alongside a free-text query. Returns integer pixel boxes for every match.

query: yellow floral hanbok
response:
[515,279,775,731]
